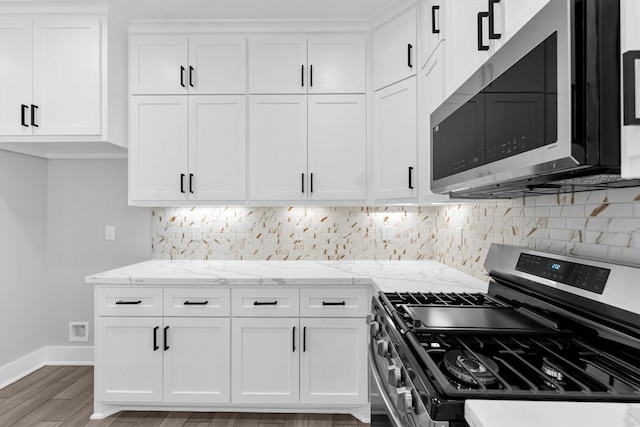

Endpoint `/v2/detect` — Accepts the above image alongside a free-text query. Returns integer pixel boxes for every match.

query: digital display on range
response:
[516,253,610,294]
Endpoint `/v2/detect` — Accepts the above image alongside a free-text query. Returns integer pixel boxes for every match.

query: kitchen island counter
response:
[86,259,487,293]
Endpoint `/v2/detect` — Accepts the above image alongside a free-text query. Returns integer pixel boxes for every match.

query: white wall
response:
[0,151,48,367]
[45,159,151,347]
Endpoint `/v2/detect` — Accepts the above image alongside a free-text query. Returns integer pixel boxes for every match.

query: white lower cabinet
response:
[231,317,300,404]
[300,318,367,405]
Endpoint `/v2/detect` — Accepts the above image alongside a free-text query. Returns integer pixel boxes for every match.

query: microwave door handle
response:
[623,51,640,125]
[477,12,490,51]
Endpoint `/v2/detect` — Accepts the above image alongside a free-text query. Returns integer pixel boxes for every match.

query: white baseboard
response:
[0,346,94,389]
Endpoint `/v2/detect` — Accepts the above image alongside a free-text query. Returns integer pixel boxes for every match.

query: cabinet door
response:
[0,18,32,136]
[493,0,550,52]
[163,317,231,403]
[307,95,366,201]
[130,35,189,95]
[373,77,418,200]
[189,95,247,201]
[307,35,366,94]
[32,17,101,135]
[424,43,447,116]
[189,35,247,94]
[95,317,163,403]
[421,0,445,64]
[622,0,640,178]
[249,36,307,94]
[300,318,367,405]
[129,96,188,202]
[446,0,492,93]
[231,317,299,404]
[373,8,417,90]
[249,95,307,201]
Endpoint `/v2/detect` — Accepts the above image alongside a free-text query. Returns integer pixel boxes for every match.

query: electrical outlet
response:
[191,226,201,240]
[104,225,115,241]
[456,228,464,246]
[294,226,304,240]
[382,225,393,242]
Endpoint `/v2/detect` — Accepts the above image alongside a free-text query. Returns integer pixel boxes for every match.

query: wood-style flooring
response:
[0,366,369,427]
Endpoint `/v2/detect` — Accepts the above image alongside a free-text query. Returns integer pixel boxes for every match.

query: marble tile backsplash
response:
[151,187,640,281]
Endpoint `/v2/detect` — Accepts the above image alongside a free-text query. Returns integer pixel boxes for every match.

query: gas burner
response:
[444,350,499,387]
[541,358,566,389]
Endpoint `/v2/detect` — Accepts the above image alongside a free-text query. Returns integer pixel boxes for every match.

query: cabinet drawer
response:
[96,287,163,316]
[300,288,369,317]
[232,288,299,317]
[164,288,230,317]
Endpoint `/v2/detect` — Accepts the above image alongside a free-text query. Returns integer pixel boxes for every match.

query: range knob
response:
[369,321,380,337]
[366,313,376,325]
[376,339,390,357]
[387,365,402,387]
[396,388,413,413]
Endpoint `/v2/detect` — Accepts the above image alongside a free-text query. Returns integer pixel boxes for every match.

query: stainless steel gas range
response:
[368,244,640,427]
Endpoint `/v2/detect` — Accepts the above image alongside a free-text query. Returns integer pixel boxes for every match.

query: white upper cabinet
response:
[373,76,418,201]
[373,8,417,91]
[307,35,366,94]
[621,0,640,178]
[421,0,445,65]
[249,34,365,94]
[0,17,101,136]
[130,34,246,95]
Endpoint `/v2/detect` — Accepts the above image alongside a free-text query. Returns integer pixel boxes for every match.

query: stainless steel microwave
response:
[430,0,640,199]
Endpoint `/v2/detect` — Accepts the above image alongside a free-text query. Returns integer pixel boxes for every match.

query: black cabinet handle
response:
[189,173,194,194]
[623,51,640,125]
[477,12,490,51]
[408,166,414,189]
[21,104,28,127]
[115,300,142,305]
[303,326,307,352]
[189,65,194,87]
[488,0,502,40]
[253,301,278,306]
[180,174,185,193]
[310,64,313,87]
[180,66,185,87]
[310,173,314,193]
[301,65,305,87]
[163,326,169,351]
[407,44,413,68]
[184,300,209,305]
[301,173,305,193]
[432,5,440,34]
[322,301,346,306]
[153,326,159,351]
[292,326,296,352]
[30,104,38,127]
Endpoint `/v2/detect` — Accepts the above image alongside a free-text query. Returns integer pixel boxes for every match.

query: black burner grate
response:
[383,291,506,307]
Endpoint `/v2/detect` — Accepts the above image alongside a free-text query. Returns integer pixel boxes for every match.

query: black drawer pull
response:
[292,326,296,352]
[477,12,490,51]
[254,301,278,306]
[407,44,413,68]
[115,300,142,305]
[303,326,307,352]
[30,104,38,127]
[164,326,170,351]
[431,5,440,34]
[623,51,640,125]
[488,0,502,40]
[21,104,28,127]
[322,301,346,306]
[184,300,209,305]
[153,326,159,351]
[408,166,414,189]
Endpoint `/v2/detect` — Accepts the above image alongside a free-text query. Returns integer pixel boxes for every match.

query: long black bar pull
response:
[163,326,170,351]
[189,173,194,194]
[310,65,313,87]
[432,6,440,34]
[488,0,502,40]
[310,173,314,193]
[301,65,305,87]
[180,174,186,193]
[180,66,185,87]
[292,326,296,352]
[184,300,209,305]
[253,301,278,306]
[303,327,307,352]
[301,173,305,193]
[153,326,159,351]
[30,105,38,127]
[189,66,194,87]
[21,104,28,127]
[115,300,142,305]
[408,166,414,189]
[623,51,640,125]
[322,301,346,306]
[477,12,490,51]
[408,44,413,68]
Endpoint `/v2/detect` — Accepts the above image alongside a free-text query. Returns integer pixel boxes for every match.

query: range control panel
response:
[515,253,610,294]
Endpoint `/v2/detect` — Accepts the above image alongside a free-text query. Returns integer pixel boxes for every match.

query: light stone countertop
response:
[85,259,488,293]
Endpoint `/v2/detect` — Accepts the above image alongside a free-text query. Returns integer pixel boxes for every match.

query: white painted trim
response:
[0,346,94,390]
[129,19,372,34]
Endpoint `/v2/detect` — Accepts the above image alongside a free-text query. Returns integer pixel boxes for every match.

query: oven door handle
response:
[369,344,406,427]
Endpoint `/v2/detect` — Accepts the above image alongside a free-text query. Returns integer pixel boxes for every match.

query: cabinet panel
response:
[249,95,307,201]
[164,288,231,317]
[189,35,247,94]
[129,96,188,202]
[307,35,366,94]
[300,288,369,318]
[32,17,101,135]
[95,317,163,402]
[232,288,299,317]
[300,318,367,405]
[96,287,163,317]
[232,317,299,404]
[0,18,32,136]
[373,76,418,200]
[249,36,307,94]
[421,0,445,64]
[129,35,188,95]
[189,95,247,201]
[307,95,366,201]
[373,8,417,90]
[163,317,231,403]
